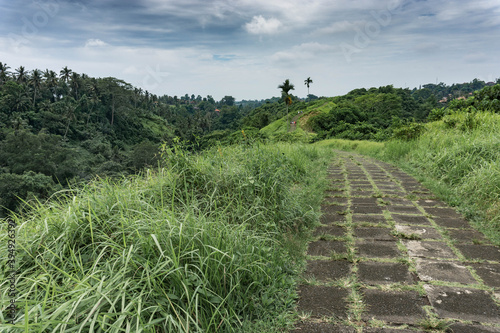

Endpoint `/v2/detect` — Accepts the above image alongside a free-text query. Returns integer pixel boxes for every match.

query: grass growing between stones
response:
[315,111,500,245]
[0,143,333,332]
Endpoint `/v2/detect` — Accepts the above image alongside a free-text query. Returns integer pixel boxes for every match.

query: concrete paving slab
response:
[392,214,431,226]
[352,205,384,214]
[297,285,349,318]
[424,285,500,324]
[373,181,398,186]
[364,328,423,333]
[328,181,345,188]
[322,205,348,215]
[356,240,401,258]
[470,263,500,288]
[424,207,463,219]
[308,240,347,257]
[415,193,439,200]
[385,198,414,206]
[381,191,407,196]
[351,181,371,185]
[291,322,356,333]
[354,227,395,240]
[351,197,379,205]
[351,190,375,197]
[371,176,391,180]
[352,183,374,188]
[327,184,347,191]
[447,323,500,333]
[404,241,458,259]
[348,177,367,182]
[377,186,401,191]
[399,180,421,186]
[323,197,349,205]
[347,172,365,176]
[456,244,500,262]
[313,225,346,237]
[358,262,413,285]
[320,214,346,224]
[362,289,426,324]
[304,260,351,282]
[447,229,490,244]
[417,199,448,207]
[400,185,424,191]
[352,214,387,224]
[415,259,477,284]
[388,206,422,215]
[395,225,442,240]
[432,217,471,229]
[324,190,347,197]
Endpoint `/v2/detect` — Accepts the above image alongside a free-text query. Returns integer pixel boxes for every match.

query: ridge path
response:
[292,151,500,333]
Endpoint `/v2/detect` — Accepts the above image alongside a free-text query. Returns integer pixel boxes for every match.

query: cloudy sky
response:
[1,0,499,100]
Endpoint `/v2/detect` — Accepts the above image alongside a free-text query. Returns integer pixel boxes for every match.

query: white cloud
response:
[245,15,283,34]
[270,42,336,64]
[85,39,107,47]
[316,20,365,34]
[122,66,141,75]
[413,42,440,54]
[464,53,489,63]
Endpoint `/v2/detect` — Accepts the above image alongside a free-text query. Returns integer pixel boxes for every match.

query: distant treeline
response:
[0,61,497,215]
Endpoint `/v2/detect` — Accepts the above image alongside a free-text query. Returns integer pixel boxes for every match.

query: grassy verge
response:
[0,143,334,332]
[314,111,500,245]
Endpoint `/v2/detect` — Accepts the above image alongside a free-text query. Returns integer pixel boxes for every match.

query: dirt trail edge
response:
[292,151,500,333]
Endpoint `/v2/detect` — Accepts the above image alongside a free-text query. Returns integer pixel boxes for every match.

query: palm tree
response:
[11,85,30,113]
[62,97,77,140]
[70,72,80,99]
[0,62,11,85]
[30,69,42,107]
[15,66,27,84]
[278,79,295,129]
[85,79,100,126]
[44,69,59,102]
[60,66,72,83]
[304,77,313,100]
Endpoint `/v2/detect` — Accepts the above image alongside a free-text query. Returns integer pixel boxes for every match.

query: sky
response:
[1,0,499,101]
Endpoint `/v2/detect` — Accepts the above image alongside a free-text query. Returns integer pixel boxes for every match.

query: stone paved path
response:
[292,151,500,333]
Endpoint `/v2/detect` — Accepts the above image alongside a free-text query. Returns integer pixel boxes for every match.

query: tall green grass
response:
[0,143,333,332]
